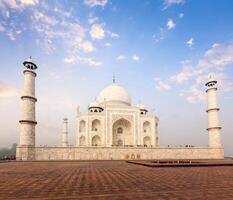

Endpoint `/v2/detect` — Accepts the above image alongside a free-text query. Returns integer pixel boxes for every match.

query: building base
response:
[16,145,36,160]
[16,146,224,161]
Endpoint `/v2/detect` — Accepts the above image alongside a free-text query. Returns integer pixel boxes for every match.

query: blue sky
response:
[0,0,233,155]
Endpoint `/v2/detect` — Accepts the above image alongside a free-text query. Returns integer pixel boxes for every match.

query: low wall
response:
[16,146,224,160]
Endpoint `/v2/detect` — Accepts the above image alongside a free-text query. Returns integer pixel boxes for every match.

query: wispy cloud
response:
[171,42,233,103]
[155,81,171,91]
[84,0,108,7]
[110,32,119,38]
[117,55,126,60]
[64,56,102,66]
[0,1,112,66]
[153,28,164,43]
[132,55,140,61]
[0,0,39,10]
[79,41,96,53]
[89,23,105,40]
[104,42,112,47]
[186,38,194,48]
[88,17,98,24]
[163,0,185,10]
[166,19,176,30]
[32,9,86,54]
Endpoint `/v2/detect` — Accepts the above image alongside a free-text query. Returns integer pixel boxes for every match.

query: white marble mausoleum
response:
[16,58,224,160]
[76,80,159,148]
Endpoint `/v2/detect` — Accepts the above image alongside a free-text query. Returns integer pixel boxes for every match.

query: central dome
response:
[96,83,131,106]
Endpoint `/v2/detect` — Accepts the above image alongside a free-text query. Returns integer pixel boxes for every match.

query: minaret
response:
[205,76,222,148]
[62,118,68,147]
[19,57,37,147]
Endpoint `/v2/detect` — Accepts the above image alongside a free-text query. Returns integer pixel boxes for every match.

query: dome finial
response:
[205,73,217,87]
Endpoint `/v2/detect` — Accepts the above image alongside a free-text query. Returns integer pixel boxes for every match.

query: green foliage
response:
[0,143,17,158]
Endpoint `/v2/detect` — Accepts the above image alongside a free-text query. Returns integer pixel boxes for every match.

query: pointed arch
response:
[143,136,151,147]
[112,118,132,146]
[79,136,86,146]
[143,121,151,134]
[92,119,101,132]
[92,135,101,146]
[79,120,86,132]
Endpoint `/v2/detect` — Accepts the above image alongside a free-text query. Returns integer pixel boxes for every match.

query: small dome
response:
[89,101,99,108]
[96,83,131,106]
[205,75,217,86]
[25,57,33,62]
[136,103,145,110]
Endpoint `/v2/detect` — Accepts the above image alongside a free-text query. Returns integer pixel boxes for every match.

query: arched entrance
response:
[79,136,85,146]
[143,136,151,147]
[79,120,86,132]
[91,119,101,132]
[112,118,132,146]
[143,121,151,134]
[92,135,101,146]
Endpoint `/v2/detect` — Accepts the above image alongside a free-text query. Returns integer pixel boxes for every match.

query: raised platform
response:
[127,159,233,167]
[16,146,224,160]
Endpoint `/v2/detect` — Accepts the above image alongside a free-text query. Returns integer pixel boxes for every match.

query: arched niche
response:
[92,135,101,146]
[79,120,86,132]
[143,121,151,134]
[143,136,151,147]
[112,118,132,146]
[79,136,86,146]
[92,119,101,132]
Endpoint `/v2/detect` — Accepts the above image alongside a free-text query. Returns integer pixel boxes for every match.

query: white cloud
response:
[88,17,98,24]
[89,24,105,40]
[0,81,19,97]
[117,55,126,60]
[171,42,233,103]
[0,0,39,10]
[0,0,41,41]
[153,28,164,43]
[155,81,171,91]
[64,56,75,64]
[84,0,108,7]
[171,67,202,84]
[163,0,185,9]
[154,77,160,81]
[53,7,71,18]
[132,55,140,61]
[20,0,38,6]
[33,10,58,26]
[110,32,119,38]
[31,9,86,54]
[79,41,95,53]
[179,13,184,18]
[64,56,102,66]
[104,42,112,47]
[186,38,194,48]
[7,31,17,40]
[166,19,176,30]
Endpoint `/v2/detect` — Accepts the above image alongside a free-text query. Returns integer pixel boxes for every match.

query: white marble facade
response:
[76,82,160,148]
[17,58,224,160]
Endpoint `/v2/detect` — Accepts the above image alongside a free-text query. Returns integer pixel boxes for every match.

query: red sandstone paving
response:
[0,161,233,200]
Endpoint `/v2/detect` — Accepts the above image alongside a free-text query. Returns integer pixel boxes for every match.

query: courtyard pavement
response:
[0,161,233,199]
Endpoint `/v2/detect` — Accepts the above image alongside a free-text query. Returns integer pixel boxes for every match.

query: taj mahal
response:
[76,78,159,148]
[16,58,224,160]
